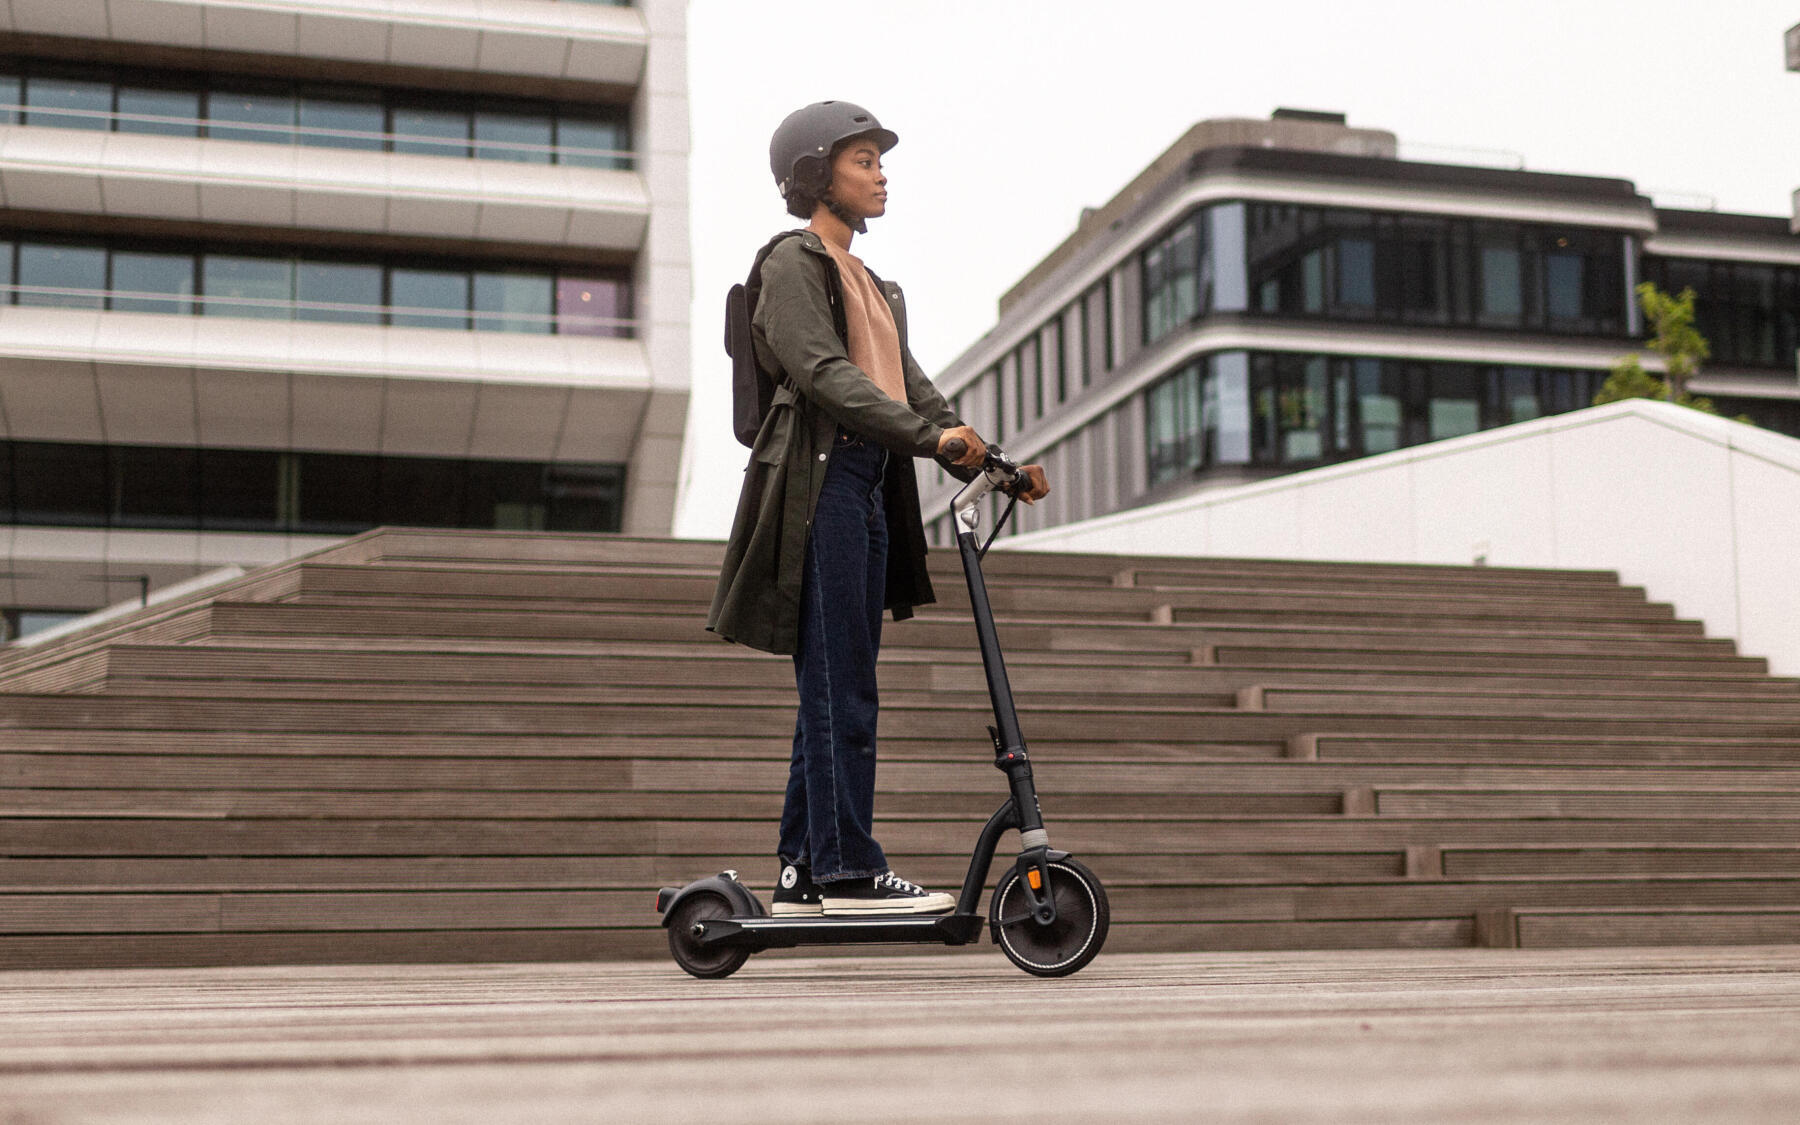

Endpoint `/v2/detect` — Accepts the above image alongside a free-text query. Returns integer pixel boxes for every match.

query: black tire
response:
[666,891,751,980]
[990,857,1109,977]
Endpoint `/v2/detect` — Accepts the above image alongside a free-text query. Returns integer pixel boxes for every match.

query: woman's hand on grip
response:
[937,426,987,469]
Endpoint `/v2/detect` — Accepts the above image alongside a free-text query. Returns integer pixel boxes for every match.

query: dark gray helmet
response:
[769,100,899,201]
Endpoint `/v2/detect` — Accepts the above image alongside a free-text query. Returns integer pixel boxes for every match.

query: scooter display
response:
[656,442,1110,978]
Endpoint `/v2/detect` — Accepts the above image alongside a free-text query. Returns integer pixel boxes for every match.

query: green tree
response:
[1593,282,1716,413]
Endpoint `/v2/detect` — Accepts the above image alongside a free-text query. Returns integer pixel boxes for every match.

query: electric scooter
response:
[656,442,1110,979]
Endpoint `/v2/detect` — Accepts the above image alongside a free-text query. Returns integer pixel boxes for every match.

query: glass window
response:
[379,456,464,527]
[17,243,106,308]
[202,256,292,319]
[0,75,19,126]
[556,276,630,337]
[298,97,384,151]
[294,452,379,533]
[1142,217,1201,343]
[206,89,296,144]
[295,261,382,324]
[109,251,196,315]
[1353,359,1402,454]
[1082,280,1111,383]
[1209,352,1251,464]
[475,112,553,163]
[464,461,546,529]
[13,442,106,525]
[1429,367,1483,440]
[392,107,470,157]
[1479,245,1523,322]
[544,463,624,531]
[1545,251,1584,324]
[109,446,198,528]
[390,268,470,329]
[22,75,111,130]
[556,117,629,169]
[1499,366,1541,424]
[116,87,200,137]
[474,272,554,333]
[199,449,283,531]
[1337,238,1376,309]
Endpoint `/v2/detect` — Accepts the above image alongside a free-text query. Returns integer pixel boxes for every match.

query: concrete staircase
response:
[2,528,1797,968]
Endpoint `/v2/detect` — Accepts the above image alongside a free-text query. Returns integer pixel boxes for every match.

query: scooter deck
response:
[693,912,985,951]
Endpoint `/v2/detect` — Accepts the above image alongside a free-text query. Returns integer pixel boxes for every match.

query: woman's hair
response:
[782,156,832,220]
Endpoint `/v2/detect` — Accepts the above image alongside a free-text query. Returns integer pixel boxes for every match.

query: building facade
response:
[0,0,688,638]
[920,111,1800,544]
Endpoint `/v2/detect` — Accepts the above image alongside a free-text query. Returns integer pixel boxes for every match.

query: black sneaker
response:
[820,870,955,916]
[772,861,823,916]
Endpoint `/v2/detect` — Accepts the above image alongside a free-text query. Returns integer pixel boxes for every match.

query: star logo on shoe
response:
[780,866,798,889]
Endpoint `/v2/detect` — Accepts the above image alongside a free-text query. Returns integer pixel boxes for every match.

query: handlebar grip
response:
[942,438,967,460]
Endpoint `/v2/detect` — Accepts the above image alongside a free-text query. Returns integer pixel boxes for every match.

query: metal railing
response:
[0,283,636,335]
[0,102,634,168]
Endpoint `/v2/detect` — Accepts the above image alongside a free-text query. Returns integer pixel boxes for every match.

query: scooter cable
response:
[977,492,1020,561]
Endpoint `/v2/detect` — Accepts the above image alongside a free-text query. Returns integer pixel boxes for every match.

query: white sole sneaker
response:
[820,891,956,916]
[771,901,824,916]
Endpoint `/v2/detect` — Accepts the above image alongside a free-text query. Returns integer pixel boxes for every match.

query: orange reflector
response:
[1027,869,1042,890]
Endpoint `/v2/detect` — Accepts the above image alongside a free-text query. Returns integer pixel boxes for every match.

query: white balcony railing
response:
[0,285,635,336]
[0,103,634,169]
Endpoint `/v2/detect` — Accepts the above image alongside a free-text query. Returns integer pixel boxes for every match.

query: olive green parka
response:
[706,230,968,655]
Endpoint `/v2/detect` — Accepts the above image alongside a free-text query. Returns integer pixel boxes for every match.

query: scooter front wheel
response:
[990,857,1109,977]
[666,891,750,979]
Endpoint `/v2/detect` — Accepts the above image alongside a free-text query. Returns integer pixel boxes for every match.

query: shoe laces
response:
[877,871,925,896]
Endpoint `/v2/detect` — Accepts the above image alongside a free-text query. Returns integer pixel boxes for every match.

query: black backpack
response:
[727,231,850,448]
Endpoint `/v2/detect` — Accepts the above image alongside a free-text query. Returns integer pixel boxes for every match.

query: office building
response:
[0,0,689,637]
[921,110,1800,543]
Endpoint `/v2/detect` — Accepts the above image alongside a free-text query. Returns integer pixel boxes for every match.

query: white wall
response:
[1007,399,1800,675]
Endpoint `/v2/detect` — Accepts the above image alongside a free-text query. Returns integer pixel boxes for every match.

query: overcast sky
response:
[673,0,1800,538]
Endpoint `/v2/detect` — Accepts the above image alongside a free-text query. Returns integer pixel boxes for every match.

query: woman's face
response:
[827,138,888,222]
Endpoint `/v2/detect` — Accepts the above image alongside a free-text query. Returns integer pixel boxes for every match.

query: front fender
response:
[655,870,765,925]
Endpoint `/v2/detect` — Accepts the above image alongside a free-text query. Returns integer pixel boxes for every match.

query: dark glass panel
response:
[298,97,385,151]
[1352,358,1403,454]
[1478,244,1523,324]
[109,446,198,528]
[475,112,553,163]
[1428,366,1483,440]
[115,87,200,137]
[293,452,379,534]
[1082,280,1110,382]
[1544,251,1584,324]
[474,272,554,333]
[206,89,296,144]
[17,243,105,308]
[22,75,110,130]
[556,276,630,337]
[199,449,283,531]
[379,457,464,528]
[0,75,18,125]
[14,442,107,525]
[391,107,469,157]
[295,261,382,324]
[390,269,471,329]
[464,461,547,530]
[109,252,196,315]
[556,116,630,169]
[1336,237,1375,310]
[202,256,292,319]
[544,463,624,531]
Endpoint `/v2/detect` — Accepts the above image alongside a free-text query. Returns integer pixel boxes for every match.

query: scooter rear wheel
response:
[990,857,1109,977]
[666,891,750,979]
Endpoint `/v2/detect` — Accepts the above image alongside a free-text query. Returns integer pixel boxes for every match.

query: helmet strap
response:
[824,195,868,235]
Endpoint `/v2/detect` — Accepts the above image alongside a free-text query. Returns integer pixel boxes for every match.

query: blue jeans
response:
[778,430,890,883]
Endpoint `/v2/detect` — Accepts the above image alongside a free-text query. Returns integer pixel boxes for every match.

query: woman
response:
[707,101,1049,916]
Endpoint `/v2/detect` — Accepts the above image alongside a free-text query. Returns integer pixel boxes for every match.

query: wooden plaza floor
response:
[3,947,1800,1123]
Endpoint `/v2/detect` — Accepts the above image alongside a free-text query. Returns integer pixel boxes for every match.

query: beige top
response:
[813,231,907,404]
